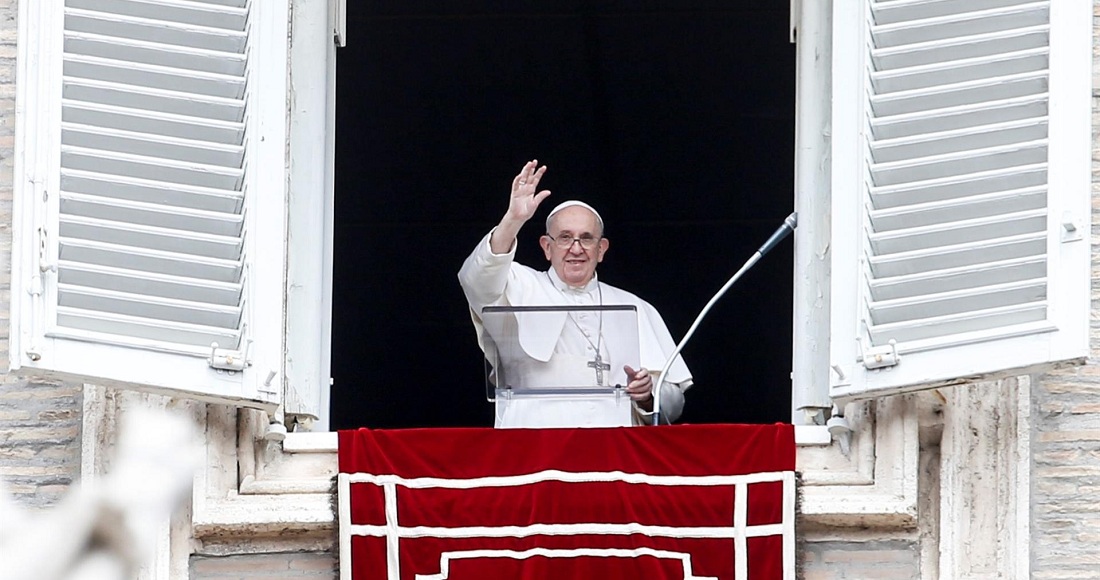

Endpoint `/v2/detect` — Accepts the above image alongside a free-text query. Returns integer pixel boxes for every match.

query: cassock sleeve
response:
[631,382,686,425]
[635,299,691,424]
[458,230,516,312]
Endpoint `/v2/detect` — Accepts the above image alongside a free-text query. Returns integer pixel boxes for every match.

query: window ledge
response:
[286,427,830,451]
[794,425,831,446]
[283,431,338,453]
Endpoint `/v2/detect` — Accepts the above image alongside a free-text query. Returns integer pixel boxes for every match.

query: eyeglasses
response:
[546,233,601,249]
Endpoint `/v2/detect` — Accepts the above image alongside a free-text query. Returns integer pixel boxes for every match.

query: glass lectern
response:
[481,305,640,428]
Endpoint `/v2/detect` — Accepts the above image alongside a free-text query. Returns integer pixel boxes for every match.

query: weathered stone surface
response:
[802,540,920,580]
[190,553,337,579]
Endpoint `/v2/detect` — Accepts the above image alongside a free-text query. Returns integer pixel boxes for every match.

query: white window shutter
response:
[829,0,1091,402]
[11,0,290,410]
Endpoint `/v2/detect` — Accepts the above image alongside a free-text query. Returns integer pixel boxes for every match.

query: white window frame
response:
[284,0,338,427]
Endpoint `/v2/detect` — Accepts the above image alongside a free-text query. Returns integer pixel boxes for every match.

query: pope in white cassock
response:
[459,160,692,427]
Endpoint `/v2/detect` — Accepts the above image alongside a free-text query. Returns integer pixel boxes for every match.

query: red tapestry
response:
[338,424,795,580]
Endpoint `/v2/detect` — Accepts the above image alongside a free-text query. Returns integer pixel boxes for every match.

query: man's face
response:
[540,206,609,287]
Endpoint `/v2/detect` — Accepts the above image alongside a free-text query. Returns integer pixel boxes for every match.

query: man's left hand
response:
[624,365,654,411]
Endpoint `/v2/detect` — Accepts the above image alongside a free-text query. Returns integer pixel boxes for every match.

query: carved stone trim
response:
[799,395,921,528]
[190,406,335,553]
[937,376,1030,578]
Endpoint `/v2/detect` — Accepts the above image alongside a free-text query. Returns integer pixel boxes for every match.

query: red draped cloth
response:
[338,424,795,580]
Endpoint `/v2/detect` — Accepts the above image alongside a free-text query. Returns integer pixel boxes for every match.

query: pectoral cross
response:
[587,354,611,385]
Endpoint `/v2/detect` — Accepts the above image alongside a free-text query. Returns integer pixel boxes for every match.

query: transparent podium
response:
[481,305,640,428]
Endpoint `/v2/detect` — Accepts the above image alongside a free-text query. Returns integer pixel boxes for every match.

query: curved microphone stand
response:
[652,212,798,425]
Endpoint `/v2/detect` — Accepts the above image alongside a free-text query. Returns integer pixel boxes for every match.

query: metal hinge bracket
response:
[861,339,900,370]
[207,341,251,371]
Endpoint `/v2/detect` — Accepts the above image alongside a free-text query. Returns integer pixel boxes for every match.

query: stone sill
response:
[280,424,832,454]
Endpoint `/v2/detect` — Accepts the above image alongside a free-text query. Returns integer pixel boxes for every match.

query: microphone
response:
[652,212,798,425]
[758,212,798,257]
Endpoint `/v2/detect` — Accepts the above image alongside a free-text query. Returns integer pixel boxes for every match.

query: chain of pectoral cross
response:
[570,285,609,385]
[548,272,611,385]
[570,313,609,385]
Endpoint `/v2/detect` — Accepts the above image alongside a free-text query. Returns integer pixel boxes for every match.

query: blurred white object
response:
[0,407,201,580]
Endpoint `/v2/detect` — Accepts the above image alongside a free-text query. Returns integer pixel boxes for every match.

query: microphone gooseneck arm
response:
[652,212,798,425]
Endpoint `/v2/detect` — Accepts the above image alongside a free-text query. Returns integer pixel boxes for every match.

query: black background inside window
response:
[331,1,796,429]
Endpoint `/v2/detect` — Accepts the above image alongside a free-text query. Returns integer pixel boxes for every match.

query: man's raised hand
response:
[507,160,551,224]
[489,160,551,254]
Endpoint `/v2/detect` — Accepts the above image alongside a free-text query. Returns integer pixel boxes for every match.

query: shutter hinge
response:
[861,339,900,370]
[207,341,251,371]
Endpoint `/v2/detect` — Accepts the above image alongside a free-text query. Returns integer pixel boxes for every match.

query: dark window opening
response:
[332,1,795,429]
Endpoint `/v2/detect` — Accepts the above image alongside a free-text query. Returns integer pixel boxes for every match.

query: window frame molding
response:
[284,0,337,425]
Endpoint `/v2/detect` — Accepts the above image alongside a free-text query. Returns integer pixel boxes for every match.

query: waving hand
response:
[491,160,551,253]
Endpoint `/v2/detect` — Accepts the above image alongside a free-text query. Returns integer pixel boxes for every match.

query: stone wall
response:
[0,378,82,507]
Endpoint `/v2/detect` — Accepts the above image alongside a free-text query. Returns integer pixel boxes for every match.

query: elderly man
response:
[459,160,691,426]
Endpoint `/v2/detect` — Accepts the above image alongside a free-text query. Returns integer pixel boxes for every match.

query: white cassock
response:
[459,230,692,427]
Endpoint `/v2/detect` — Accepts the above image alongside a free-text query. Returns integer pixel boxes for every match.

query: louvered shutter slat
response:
[65,10,247,53]
[870,164,1046,207]
[61,170,242,213]
[63,102,245,144]
[871,4,1048,47]
[872,49,1048,94]
[61,147,244,189]
[64,80,245,122]
[871,119,1047,163]
[872,27,1048,70]
[67,0,248,29]
[871,0,1038,25]
[58,284,241,326]
[56,307,242,349]
[64,55,246,98]
[829,0,1090,400]
[866,304,1048,345]
[62,124,245,167]
[872,96,1047,140]
[869,257,1045,301]
[60,217,243,260]
[868,280,1045,324]
[65,33,247,75]
[60,192,243,236]
[59,239,243,282]
[58,262,242,304]
[870,73,1046,117]
[870,187,1045,228]
[869,141,1047,186]
[868,233,1045,278]
[869,210,1046,254]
